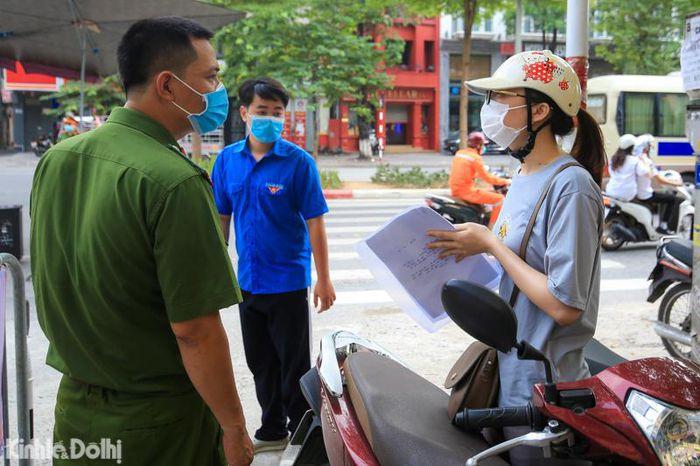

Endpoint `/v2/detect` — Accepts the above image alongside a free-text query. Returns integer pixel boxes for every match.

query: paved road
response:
[0,152,666,465]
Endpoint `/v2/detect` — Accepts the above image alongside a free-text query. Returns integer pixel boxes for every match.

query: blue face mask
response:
[171,74,229,135]
[249,115,285,144]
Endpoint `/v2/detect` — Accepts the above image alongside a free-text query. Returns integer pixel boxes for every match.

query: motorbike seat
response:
[344,351,507,466]
[583,338,627,376]
[448,196,487,211]
[664,239,693,268]
[604,194,653,210]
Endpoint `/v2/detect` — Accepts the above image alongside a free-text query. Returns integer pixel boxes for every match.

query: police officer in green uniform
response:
[30,17,254,466]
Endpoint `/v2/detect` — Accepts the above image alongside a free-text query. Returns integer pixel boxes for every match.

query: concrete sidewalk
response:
[317,151,452,169]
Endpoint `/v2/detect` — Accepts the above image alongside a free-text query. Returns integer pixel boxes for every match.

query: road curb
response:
[323,189,354,199]
[352,188,449,199]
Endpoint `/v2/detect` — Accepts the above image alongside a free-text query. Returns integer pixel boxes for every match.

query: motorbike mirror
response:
[441,280,517,353]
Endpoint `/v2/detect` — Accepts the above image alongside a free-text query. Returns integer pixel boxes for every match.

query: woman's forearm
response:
[489,240,582,326]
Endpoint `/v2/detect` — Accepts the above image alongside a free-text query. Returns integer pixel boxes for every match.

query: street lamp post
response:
[565,0,589,106]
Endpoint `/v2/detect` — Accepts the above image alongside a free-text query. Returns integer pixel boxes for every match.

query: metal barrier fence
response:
[0,254,33,466]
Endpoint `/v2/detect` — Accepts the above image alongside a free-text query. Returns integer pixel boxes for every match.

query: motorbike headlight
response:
[626,390,700,465]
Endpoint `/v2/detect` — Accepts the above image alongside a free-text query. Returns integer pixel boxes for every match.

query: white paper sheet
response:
[356,206,502,332]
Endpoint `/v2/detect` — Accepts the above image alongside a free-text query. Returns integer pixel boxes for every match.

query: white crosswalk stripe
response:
[328,237,363,246]
[328,209,404,217]
[315,267,643,284]
[321,197,648,309]
[328,251,360,260]
[325,217,388,225]
[326,225,380,234]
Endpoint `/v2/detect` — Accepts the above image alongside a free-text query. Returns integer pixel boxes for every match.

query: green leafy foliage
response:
[371,165,449,188]
[41,75,124,117]
[320,170,343,189]
[504,0,567,40]
[195,155,218,175]
[215,0,412,154]
[592,0,696,74]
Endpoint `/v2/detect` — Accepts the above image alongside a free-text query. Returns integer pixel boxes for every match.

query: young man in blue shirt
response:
[212,78,335,453]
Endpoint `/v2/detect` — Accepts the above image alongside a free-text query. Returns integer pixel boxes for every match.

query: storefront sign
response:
[2,61,62,92]
[385,88,433,102]
[681,12,700,92]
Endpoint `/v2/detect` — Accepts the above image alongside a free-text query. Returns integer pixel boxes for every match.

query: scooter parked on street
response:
[602,171,694,251]
[282,281,700,466]
[648,237,694,361]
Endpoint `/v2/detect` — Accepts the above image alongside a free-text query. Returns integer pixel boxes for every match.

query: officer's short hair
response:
[238,78,290,108]
[117,17,213,93]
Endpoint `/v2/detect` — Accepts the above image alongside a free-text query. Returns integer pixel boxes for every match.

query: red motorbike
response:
[281,280,700,466]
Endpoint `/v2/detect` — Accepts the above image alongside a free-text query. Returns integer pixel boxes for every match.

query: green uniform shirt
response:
[30,107,242,394]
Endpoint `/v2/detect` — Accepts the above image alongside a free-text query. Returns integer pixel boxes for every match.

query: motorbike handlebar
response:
[453,405,538,431]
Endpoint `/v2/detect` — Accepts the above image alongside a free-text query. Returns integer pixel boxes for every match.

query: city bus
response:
[587,74,694,182]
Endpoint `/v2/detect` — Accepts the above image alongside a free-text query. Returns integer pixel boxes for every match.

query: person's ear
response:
[531,102,551,124]
[154,71,176,102]
[240,106,249,123]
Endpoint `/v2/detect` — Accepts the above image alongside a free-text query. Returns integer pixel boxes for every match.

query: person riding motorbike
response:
[428,50,606,465]
[448,131,510,228]
[633,134,684,235]
[604,133,642,201]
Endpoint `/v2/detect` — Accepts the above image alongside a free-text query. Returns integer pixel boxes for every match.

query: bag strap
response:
[508,162,581,308]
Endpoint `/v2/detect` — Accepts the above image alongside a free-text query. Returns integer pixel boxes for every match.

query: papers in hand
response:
[356,206,502,332]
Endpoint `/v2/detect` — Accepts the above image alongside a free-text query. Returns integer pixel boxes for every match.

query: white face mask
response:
[480,100,528,149]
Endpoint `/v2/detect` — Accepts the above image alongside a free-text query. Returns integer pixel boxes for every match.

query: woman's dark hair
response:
[525,89,606,186]
[238,78,290,107]
[610,146,633,171]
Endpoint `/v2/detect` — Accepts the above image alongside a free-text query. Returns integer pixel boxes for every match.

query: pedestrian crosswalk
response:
[320,196,648,308]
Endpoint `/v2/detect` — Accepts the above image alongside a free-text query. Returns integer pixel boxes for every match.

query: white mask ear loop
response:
[169,73,206,116]
[498,103,528,131]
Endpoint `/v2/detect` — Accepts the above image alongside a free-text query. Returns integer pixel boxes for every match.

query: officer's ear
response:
[154,71,176,102]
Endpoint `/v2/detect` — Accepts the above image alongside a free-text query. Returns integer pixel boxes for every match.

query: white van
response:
[587,74,694,182]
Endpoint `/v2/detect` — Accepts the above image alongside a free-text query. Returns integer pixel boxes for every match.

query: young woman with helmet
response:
[429,50,606,464]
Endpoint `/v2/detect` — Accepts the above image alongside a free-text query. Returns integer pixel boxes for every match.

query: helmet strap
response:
[508,94,550,162]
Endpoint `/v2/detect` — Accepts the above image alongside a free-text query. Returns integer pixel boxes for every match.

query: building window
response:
[449,54,491,81]
[523,16,536,33]
[330,102,340,120]
[401,41,412,68]
[424,41,435,71]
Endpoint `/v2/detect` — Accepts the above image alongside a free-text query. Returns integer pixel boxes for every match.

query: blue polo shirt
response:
[212,137,328,294]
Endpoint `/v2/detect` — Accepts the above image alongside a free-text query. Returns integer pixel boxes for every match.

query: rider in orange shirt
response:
[449,132,509,227]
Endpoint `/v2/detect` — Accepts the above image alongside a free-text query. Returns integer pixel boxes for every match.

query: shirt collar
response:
[106,107,178,147]
[239,136,289,159]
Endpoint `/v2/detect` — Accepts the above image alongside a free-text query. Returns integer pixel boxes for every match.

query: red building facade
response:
[326,18,441,153]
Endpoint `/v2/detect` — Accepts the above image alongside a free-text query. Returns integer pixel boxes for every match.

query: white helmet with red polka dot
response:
[466,50,581,117]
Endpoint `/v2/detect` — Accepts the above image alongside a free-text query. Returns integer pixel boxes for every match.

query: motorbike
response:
[30,134,53,157]
[281,281,700,466]
[648,237,694,361]
[426,170,509,226]
[602,172,694,251]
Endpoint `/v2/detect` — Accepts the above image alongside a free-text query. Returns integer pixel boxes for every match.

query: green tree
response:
[593,0,696,74]
[41,75,124,117]
[406,0,509,149]
[216,0,406,156]
[504,0,567,51]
